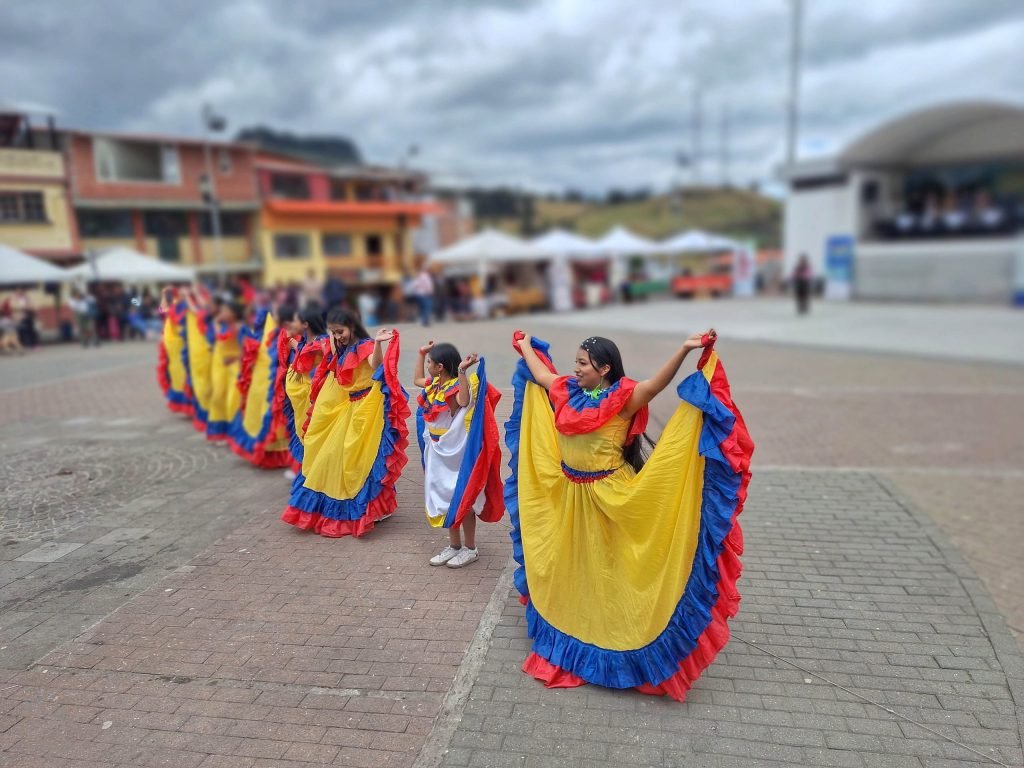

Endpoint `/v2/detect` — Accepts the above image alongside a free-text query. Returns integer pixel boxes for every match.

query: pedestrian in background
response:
[411,263,434,327]
[68,289,98,347]
[793,253,812,315]
[0,299,25,355]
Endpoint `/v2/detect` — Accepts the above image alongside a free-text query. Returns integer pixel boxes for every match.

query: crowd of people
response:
[880,187,1017,239]
[156,285,753,702]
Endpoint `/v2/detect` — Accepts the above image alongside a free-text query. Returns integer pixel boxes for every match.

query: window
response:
[77,210,133,237]
[322,233,352,257]
[0,192,47,223]
[329,179,349,201]
[93,137,181,183]
[365,234,383,256]
[143,211,188,237]
[274,234,311,259]
[270,173,310,200]
[218,148,232,175]
[354,183,379,202]
[161,146,181,184]
[201,212,248,237]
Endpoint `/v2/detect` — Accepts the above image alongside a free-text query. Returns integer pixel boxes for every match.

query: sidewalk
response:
[539,298,1024,366]
[0,315,1021,767]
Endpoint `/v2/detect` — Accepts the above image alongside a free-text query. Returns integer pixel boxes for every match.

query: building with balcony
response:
[256,154,438,290]
[0,103,78,263]
[66,129,262,277]
[783,101,1024,303]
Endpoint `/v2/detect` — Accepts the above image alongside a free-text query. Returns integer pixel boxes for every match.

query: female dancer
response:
[279,304,328,479]
[184,288,215,433]
[205,300,245,442]
[506,329,752,701]
[157,286,192,417]
[414,341,503,569]
[281,308,409,537]
[228,305,292,468]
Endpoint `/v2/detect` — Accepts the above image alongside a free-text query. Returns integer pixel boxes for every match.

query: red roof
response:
[265,199,442,217]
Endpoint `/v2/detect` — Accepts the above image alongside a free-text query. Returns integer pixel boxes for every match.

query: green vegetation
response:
[474,187,781,247]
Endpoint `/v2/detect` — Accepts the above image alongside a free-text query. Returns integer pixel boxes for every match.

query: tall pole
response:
[201,104,227,288]
[690,86,703,186]
[785,0,804,168]
[720,103,730,187]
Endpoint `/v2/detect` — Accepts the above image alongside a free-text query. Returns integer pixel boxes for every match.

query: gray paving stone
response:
[436,470,1024,766]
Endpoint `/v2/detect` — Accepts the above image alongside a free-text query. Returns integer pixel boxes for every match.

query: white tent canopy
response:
[0,243,70,285]
[66,248,195,283]
[661,229,742,252]
[531,229,601,258]
[596,226,666,255]
[429,228,550,266]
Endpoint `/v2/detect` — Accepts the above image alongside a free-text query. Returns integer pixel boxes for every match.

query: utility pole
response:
[201,103,227,288]
[719,103,731,187]
[690,86,703,186]
[785,0,804,168]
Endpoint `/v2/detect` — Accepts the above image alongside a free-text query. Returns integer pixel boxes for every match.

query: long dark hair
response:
[277,303,298,325]
[300,304,327,336]
[580,336,656,473]
[325,307,370,343]
[428,342,461,379]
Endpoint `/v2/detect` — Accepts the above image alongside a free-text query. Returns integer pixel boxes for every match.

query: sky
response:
[2,0,1022,193]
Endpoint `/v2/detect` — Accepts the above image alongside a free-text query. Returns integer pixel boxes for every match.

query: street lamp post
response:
[201,104,227,287]
[785,0,805,168]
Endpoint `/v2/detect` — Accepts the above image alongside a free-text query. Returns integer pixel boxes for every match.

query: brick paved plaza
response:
[0,300,1021,767]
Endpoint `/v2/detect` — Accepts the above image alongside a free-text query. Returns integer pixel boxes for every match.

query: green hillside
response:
[477,187,781,247]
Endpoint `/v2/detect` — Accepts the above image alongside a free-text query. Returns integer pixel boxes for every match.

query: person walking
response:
[793,253,813,315]
[68,289,98,347]
[411,264,434,327]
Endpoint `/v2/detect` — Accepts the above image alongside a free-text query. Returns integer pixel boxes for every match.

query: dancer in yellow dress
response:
[228,305,292,468]
[281,308,409,537]
[183,288,215,433]
[157,286,192,417]
[205,301,244,442]
[506,329,752,701]
[278,304,328,477]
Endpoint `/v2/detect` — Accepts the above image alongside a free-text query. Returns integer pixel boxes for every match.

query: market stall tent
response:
[0,243,70,285]
[65,248,195,283]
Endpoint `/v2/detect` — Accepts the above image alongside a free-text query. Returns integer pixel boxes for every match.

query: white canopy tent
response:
[532,229,606,312]
[429,228,549,270]
[661,229,742,252]
[66,248,195,283]
[595,225,668,255]
[595,225,677,286]
[429,229,552,316]
[532,229,602,258]
[0,244,71,285]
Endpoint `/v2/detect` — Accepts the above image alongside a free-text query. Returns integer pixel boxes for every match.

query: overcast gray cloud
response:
[1,0,1022,192]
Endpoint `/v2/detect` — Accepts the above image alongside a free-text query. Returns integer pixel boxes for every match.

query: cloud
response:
[1,0,1021,192]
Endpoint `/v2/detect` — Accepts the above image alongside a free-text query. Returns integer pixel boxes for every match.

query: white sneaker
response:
[446,547,479,569]
[430,545,461,566]
[283,469,297,481]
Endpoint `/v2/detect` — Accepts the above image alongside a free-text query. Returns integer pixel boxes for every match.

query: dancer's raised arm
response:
[514,332,557,391]
[370,327,393,370]
[621,329,715,419]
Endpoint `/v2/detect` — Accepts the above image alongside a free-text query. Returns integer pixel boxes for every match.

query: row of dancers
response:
[157,285,753,702]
